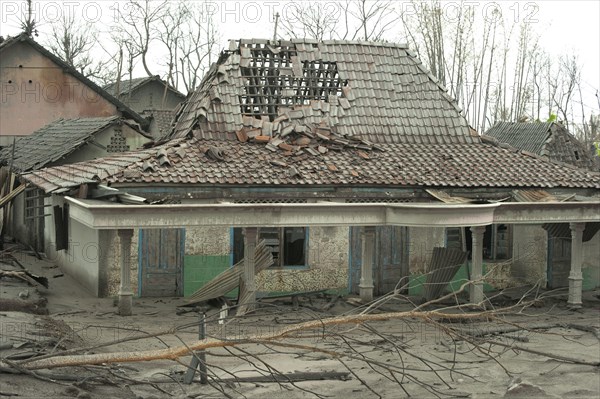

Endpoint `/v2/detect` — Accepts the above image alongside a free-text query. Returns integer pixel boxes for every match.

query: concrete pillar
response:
[567,222,585,308]
[117,229,134,316]
[359,226,376,302]
[470,226,486,304]
[239,227,258,313]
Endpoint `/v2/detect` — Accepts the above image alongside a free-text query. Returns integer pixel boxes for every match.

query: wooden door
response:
[349,227,409,295]
[139,229,185,297]
[548,235,571,288]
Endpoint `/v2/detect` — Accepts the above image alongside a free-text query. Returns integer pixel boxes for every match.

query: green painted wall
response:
[582,266,600,291]
[183,255,230,297]
[408,262,600,296]
[408,263,495,297]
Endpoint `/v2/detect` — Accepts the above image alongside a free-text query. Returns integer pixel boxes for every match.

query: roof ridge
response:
[235,38,409,49]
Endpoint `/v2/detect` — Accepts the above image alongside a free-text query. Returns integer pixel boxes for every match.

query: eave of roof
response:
[21,137,600,194]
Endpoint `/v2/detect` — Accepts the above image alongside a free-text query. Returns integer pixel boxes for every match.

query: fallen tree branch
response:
[487,340,600,367]
[14,309,498,370]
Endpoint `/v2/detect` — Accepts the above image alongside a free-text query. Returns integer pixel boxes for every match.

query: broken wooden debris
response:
[0,270,48,288]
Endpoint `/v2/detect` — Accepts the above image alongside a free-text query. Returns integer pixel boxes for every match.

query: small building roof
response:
[22,138,600,194]
[168,38,474,145]
[485,122,598,171]
[0,33,149,129]
[141,109,176,139]
[103,76,185,99]
[0,117,146,172]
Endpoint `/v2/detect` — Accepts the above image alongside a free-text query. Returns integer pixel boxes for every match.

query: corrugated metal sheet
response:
[542,222,600,242]
[423,247,468,301]
[511,189,558,203]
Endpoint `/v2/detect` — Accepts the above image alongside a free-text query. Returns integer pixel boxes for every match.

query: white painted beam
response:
[65,198,504,229]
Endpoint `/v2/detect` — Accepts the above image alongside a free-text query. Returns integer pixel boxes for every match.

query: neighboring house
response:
[104,76,186,139]
[484,121,600,288]
[21,39,600,303]
[0,33,148,147]
[0,117,151,251]
[484,122,599,172]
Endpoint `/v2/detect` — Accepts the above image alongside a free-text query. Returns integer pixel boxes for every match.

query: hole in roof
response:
[18,65,23,68]
[28,80,32,83]
[8,80,12,84]
[238,42,348,121]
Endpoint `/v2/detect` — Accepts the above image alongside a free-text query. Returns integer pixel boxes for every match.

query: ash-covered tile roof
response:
[22,150,157,193]
[104,77,153,96]
[485,122,552,155]
[141,109,176,139]
[168,39,473,145]
[22,137,600,193]
[485,122,599,171]
[0,117,121,172]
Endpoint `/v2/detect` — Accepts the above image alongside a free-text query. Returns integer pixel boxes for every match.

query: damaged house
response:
[0,33,148,147]
[0,33,152,251]
[18,39,600,312]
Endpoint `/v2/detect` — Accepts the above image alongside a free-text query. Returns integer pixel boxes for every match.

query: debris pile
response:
[234,99,384,157]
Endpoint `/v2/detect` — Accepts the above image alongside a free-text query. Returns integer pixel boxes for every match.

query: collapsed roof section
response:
[168,39,474,148]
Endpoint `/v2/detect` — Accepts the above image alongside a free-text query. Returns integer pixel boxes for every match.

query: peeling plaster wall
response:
[407,227,446,274]
[256,226,349,292]
[185,227,230,255]
[180,226,350,294]
[510,225,548,286]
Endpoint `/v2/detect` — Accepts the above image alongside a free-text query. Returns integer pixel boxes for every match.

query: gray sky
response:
[1,1,598,118]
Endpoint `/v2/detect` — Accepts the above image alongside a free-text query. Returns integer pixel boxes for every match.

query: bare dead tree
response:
[114,0,168,77]
[278,2,341,41]
[45,14,113,82]
[168,1,218,93]
[341,0,396,41]
[551,54,582,131]
[279,0,395,42]
[19,0,38,37]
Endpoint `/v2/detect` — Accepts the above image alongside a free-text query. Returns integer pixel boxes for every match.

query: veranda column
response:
[567,222,585,308]
[117,229,134,316]
[238,227,258,314]
[470,226,486,304]
[359,226,376,302]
